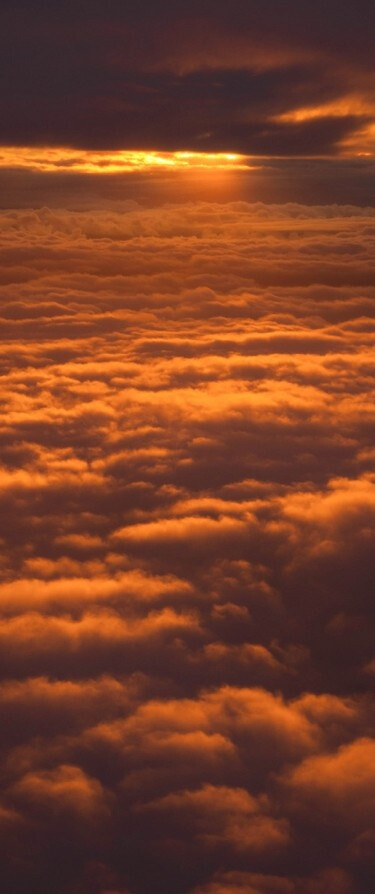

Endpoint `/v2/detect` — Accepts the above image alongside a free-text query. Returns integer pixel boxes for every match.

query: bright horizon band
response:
[0,139,373,177]
[0,147,250,174]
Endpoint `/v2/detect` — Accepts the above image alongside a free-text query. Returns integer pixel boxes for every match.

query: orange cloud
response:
[282,738,375,829]
[0,197,373,894]
[10,764,110,821]
[138,783,290,854]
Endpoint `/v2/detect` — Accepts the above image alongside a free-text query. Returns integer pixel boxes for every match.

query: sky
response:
[0,4,374,894]
[1,0,375,156]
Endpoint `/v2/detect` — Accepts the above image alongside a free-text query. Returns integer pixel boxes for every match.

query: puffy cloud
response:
[0,197,373,893]
[0,608,200,677]
[281,737,375,831]
[10,763,111,822]
[138,783,290,854]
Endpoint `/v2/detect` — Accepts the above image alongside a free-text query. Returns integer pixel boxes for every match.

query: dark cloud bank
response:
[0,0,374,156]
[0,194,374,894]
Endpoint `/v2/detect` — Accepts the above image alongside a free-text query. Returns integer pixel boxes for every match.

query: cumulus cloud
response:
[0,197,373,893]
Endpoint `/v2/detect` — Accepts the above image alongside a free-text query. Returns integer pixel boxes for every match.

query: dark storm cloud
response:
[0,1,374,154]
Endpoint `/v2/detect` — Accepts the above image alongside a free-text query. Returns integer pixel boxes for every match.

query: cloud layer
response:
[0,198,374,893]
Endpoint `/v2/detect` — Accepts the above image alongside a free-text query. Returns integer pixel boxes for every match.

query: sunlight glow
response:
[0,147,250,174]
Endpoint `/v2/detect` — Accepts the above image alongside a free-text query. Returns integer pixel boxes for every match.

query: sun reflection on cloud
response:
[0,147,251,174]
